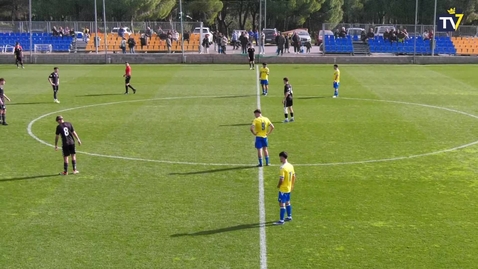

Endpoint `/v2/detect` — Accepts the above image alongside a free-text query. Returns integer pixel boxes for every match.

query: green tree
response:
[185,0,223,25]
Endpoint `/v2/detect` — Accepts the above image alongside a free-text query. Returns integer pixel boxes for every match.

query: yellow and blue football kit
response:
[278,162,295,223]
[333,68,340,97]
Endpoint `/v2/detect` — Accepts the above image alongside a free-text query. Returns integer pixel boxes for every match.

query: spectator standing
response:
[240,32,248,54]
[231,31,238,50]
[284,34,290,53]
[292,32,300,54]
[184,31,190,43]
[128,35,136,53]
[339,27,346,38]
[166,34,172,53]
[140,34,147,50]
[118,27,125,38]
[277,34,285,56]
[202,34,210,53]
[216,33,223,53]
[145,27,152,38]
[221,35,228,54]
[260,32,265,54]
[120,37,127,54]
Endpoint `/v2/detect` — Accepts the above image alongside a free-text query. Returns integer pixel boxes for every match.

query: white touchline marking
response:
[256,67,268,269]
[27,96,478,167]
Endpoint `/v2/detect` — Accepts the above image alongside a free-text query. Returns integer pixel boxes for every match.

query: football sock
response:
[334,89,338,96]
[252,63,254,68]
[290,113,294,117]
[72,160,77,171]
[258,157,263,166]
[265,156,269,165]
[2,114,5,123]
[0,114,3,122]
[53,91,57,99]
[286,204,292,217]
[128,85,136,91]
[125,85,129,93]
[280,207,286,221]
[63,162,68,173]
[284,113,288,119]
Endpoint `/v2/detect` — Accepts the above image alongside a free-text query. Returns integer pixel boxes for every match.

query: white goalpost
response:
[34,44,53,53]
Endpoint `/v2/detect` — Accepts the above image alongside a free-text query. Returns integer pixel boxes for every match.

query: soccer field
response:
[1,63,478,268]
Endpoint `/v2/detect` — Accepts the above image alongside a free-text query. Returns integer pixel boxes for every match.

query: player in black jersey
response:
[0,78,11,125]
[48,67,60,103]
[14,42,24,69]
[247,43,255,70]
[55,115,82,175]
[282,77,294,123]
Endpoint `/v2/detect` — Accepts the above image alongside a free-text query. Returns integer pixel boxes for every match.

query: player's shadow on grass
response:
[9,102,49,105]
[169,166,257,175]
[171,222,276,237]
[78,93,125,97]
[214,94,255,99]
[0,174,59,182]
[219,123,251,127]
[296,96,326,100]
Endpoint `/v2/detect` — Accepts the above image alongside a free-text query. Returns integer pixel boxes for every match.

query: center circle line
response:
[26,96,478,166]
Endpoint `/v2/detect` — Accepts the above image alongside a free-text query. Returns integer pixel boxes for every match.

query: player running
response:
[123,62,137,94]
[0,78,11,126]
[259,63,269,96]
[250,109,274,167]
[282,77,294,122]
[247,43,255,70]
[333,64,340,98]
[274,151,296,225]
[55,115,82,175]
[14,42,24,69]
[48,67,60,103]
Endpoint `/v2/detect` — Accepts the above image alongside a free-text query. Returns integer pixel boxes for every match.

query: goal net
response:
[34,44,52,53]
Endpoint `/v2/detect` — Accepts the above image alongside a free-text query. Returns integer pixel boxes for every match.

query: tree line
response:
[1,0,477,33]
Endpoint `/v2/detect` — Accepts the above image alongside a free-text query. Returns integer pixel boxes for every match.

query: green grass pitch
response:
[1,63,478,268]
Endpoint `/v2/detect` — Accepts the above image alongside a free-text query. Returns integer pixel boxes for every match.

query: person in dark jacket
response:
[277,34,285,55]
[202,34,210,53]
[240,32,248,54]
[127,36,136,53]
[140,34,147,50]
[284,34,290,53]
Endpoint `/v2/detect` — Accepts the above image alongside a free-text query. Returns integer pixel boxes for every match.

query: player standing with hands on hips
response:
[251,109,274,167]
[48,67,60,103]
[55,115,82,175]
[0,78,11,125]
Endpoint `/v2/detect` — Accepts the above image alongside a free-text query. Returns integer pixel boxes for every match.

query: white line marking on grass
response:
[256,67,268,269]
[27,96,478,167]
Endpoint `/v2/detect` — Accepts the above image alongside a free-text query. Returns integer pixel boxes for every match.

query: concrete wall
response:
[2,53,478,65]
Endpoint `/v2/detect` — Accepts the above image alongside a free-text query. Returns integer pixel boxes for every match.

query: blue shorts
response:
[260,80,269,85]
[278,192,291,203]
[255,137,268,149]
[333,82,340,89]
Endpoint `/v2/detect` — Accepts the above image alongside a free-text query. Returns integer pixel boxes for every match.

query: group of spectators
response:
[52,26,75,38]
[274,32,312,55]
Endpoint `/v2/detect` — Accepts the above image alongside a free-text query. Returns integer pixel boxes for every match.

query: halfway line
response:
[256,67,267,269]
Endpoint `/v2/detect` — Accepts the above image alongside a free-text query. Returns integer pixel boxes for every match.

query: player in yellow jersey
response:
[250,109,274,167]
[274,151,296,225]
[259,63,269,95]
[333,64,340,98]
